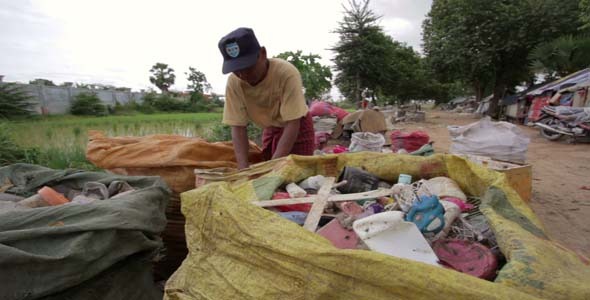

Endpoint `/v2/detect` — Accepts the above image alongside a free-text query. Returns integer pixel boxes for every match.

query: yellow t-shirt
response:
[222,58,308,128]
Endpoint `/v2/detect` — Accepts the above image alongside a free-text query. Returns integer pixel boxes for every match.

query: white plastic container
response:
[353,211,440,266]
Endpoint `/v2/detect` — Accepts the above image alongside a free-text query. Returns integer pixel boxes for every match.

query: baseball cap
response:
[218,27,261,74]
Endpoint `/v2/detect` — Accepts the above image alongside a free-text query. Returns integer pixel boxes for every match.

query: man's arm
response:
[271,118,300,159]
[231,126,250,169]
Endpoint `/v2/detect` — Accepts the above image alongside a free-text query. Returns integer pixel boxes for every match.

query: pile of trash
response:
[0,181,137,210]
[266,168,502,280]
[86,130,264,280]
[310,101,433,157]
[318,129,434,157]
[379,103,427,124]
[0,164,168,300]
[392,109,427,123]
[309,101,350,148]
[166,153,590,300]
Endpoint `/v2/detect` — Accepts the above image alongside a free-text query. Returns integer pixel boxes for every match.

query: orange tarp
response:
[86,131,263,193]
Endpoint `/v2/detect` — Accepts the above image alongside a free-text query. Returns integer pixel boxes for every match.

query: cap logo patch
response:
[225,42,240,58]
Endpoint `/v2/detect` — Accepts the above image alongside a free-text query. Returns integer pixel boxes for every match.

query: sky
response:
[0,0,432,97]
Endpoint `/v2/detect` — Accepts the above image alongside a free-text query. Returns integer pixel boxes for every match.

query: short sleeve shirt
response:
[222,58,308,128]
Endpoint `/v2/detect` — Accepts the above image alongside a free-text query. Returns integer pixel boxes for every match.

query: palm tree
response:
[0,83,36,119]
[529,35,590,80]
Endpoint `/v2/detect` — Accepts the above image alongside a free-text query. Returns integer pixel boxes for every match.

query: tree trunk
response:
[474,81,483,102]
[356,72,361,105]
[487,83,505,119]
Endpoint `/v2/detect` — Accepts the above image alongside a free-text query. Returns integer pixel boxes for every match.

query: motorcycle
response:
[534,106,590,142]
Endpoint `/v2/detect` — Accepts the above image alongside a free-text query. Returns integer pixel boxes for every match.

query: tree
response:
[581,0,590,32]
[186,67,211,95]
[332,0,429,105]
[423,0,581,117]
[377,40,428,102]
[149,63,175,93]
[275,51,332,100]
[529,35,590,80]
[75,83,90,89]
[331,0,383,104]
[29,78,56,86]
[0,83,36,119]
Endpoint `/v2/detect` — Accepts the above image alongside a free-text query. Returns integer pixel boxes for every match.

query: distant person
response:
[361,99,369,109]
[218,27,314,169]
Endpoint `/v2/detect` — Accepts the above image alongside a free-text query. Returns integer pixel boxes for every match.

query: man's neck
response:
[252,59,270,86]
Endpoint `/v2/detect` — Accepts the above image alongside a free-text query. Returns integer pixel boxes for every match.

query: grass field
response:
[5,112,222,169]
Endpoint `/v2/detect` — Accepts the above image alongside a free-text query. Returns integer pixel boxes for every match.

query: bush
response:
[191,102,219,113]
[126,92,222,114]
[0,83,36,119]
[0,123,40,165]
[37,146,98,170]
[151,94,181,111]
[70,93,106,116]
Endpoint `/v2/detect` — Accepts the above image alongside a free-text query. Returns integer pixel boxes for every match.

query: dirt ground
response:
[394,110,590,257]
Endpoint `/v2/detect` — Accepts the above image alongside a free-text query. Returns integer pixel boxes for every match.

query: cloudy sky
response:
[0,0,432,96]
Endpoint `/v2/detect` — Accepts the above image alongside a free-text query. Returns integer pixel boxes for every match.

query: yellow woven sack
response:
[165,153,590,300]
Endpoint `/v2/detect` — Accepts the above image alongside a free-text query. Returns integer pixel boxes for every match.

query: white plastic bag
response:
[349,132,385,152]
[448,117,530,163]
[425,177,467,201]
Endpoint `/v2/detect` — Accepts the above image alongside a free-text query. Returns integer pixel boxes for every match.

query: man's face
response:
[233,48,267,86]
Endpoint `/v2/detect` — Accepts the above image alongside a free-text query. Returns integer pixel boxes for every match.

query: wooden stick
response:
[252,188,392,207]
[302,177,335,232]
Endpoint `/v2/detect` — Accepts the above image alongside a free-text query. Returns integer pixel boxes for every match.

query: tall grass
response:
[4,112,222,170]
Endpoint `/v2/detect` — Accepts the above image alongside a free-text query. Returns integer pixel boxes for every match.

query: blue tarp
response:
[527,68,590,96]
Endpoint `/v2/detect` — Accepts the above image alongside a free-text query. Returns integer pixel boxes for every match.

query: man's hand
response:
[272,118,300,159]
[231,126,250,169]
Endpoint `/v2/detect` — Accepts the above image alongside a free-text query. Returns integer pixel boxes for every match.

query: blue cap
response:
[218,27,261,74]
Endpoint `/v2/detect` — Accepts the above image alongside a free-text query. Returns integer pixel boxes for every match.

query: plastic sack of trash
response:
[86,130,264,193]
[391,130,430,152]
[448,117,530,163]
[86,130,264,280]
[0,164,169,300]
[165,153,590,300]
[349,132,385,152]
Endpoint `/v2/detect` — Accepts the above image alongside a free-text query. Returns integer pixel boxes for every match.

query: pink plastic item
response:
[317,219,359,249]
[442,197,474,212]
[330,106,349,121]
[315,132,331,146]
[309,101,349,121]
[339,201,364,216]
[309,101,332,117]
[271,192,312,212]
[332,145,348,154]
[433,239,498,280]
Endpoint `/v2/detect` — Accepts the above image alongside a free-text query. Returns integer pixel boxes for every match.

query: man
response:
[218,27,315,169]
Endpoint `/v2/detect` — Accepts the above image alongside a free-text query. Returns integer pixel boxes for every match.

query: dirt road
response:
[397,110,590,257]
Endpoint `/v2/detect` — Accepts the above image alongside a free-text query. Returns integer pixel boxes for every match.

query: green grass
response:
[4,112,222,170]
[8,113,222,148]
